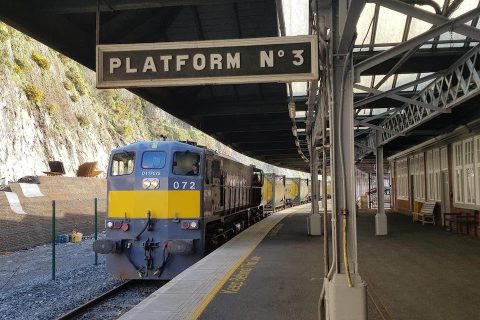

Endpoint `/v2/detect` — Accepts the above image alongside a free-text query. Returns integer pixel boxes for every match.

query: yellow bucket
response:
[72,232,83,243]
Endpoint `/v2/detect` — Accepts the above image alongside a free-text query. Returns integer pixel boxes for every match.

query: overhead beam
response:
[223,132,294,141]
[356,108,396,124]
[34,0,266,14]
[354,120,405,136]
[117,6,182,43]
[367,0,480,40]
[354,72,440,106]
[354,84,450,113]
[244,148,299,153]
[355,6,480,78]
[186,102,289,117]
[354,141,375,152]
[353,48,467,75]
[214,125,292,133]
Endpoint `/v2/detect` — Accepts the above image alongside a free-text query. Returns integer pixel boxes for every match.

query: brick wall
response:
[0,177,107,252]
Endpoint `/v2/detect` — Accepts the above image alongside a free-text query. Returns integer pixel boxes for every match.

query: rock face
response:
[0,22,304,182]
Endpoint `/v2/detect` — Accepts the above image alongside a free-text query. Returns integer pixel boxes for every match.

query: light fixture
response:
[142,178,159,189]
[288,102,296,119]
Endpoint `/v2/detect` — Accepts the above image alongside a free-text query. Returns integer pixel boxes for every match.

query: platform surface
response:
[120,205,306,320]
[121,207,480,320]
[199,209,324,320]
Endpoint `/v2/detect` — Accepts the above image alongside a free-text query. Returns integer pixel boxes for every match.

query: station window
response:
[440,147,448,171]
[396,158,408,199]
[142,151,167,169]
[409,153,425,201]
[172,151,201,176]
[111,151,135,176]
[463,139,475,204]
[451,136,480,207]
[426,148,441,201]
[453,142,464,204]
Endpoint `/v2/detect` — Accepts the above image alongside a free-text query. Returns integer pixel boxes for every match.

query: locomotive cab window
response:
[173,151,201,176]
[142,151,167,169]
[111,151,135,176]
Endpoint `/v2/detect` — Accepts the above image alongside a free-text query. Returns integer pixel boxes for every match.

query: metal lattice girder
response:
[368,44,480,148]
[353,83,449,113]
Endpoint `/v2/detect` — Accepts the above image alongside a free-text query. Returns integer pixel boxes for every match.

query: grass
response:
[45,103,57,113]
[24,84,44,103]
[63,81,73,91]
[76,114,89,128]
[65,66,87,95]
[31,51,50,70]
[0,27,9,42]
[14,57,29,73]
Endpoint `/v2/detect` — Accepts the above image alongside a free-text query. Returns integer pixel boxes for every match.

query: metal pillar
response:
[324,1,367,318]
[309,145,322,235]
[272,174,276,213]
[368,173,371,209]
[375,131,388,236]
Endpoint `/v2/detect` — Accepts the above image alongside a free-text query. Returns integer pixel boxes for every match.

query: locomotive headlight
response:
[106,221,113,228]
[142,179,151,189]
[189,221,198,229]
[150,179,159,189]
[181,220,200,230]
[142,178,159,189]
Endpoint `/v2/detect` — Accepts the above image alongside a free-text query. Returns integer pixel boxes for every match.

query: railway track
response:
[56,279,166,320]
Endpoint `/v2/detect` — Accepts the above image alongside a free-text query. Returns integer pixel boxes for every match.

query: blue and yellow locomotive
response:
[93,141,264,280]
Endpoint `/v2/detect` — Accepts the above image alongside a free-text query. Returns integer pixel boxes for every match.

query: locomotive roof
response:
[111,140,206,154]
[111,140,260,171]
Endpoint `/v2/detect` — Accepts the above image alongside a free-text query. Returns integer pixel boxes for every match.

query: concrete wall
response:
[0,177,106,252]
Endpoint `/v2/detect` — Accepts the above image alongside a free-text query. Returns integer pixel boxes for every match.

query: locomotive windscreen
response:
[111,151,135,176]
[173,151,201,176]
[142,151,167,169]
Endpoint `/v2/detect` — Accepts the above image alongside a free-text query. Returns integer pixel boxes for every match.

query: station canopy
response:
[2,0,480,171]
[353,0,480,162]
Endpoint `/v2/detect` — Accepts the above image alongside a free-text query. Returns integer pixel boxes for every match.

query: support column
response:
[309,145,322,235]
[368,173,371,209]
[375,131,388,235]
[324,0,367,317]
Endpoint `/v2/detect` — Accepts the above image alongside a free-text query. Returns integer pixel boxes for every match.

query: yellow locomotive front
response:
[94,141,206,280]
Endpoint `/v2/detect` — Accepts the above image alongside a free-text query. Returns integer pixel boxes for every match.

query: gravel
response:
[0,234,123,320]
[75,281,165,320]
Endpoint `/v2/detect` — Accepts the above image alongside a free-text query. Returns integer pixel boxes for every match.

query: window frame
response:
[172,151,201,176]
[110,151,136,176]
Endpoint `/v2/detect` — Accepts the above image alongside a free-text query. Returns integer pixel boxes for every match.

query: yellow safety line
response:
[187,219,282,320]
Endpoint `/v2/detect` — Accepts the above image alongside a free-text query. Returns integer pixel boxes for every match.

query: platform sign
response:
[96,35,318,88]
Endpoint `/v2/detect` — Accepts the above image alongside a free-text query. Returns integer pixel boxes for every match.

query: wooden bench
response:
[412,202,436,226]
[43,160,65,176]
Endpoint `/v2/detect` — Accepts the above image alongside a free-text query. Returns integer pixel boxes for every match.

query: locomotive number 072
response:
[173,181,196,190]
